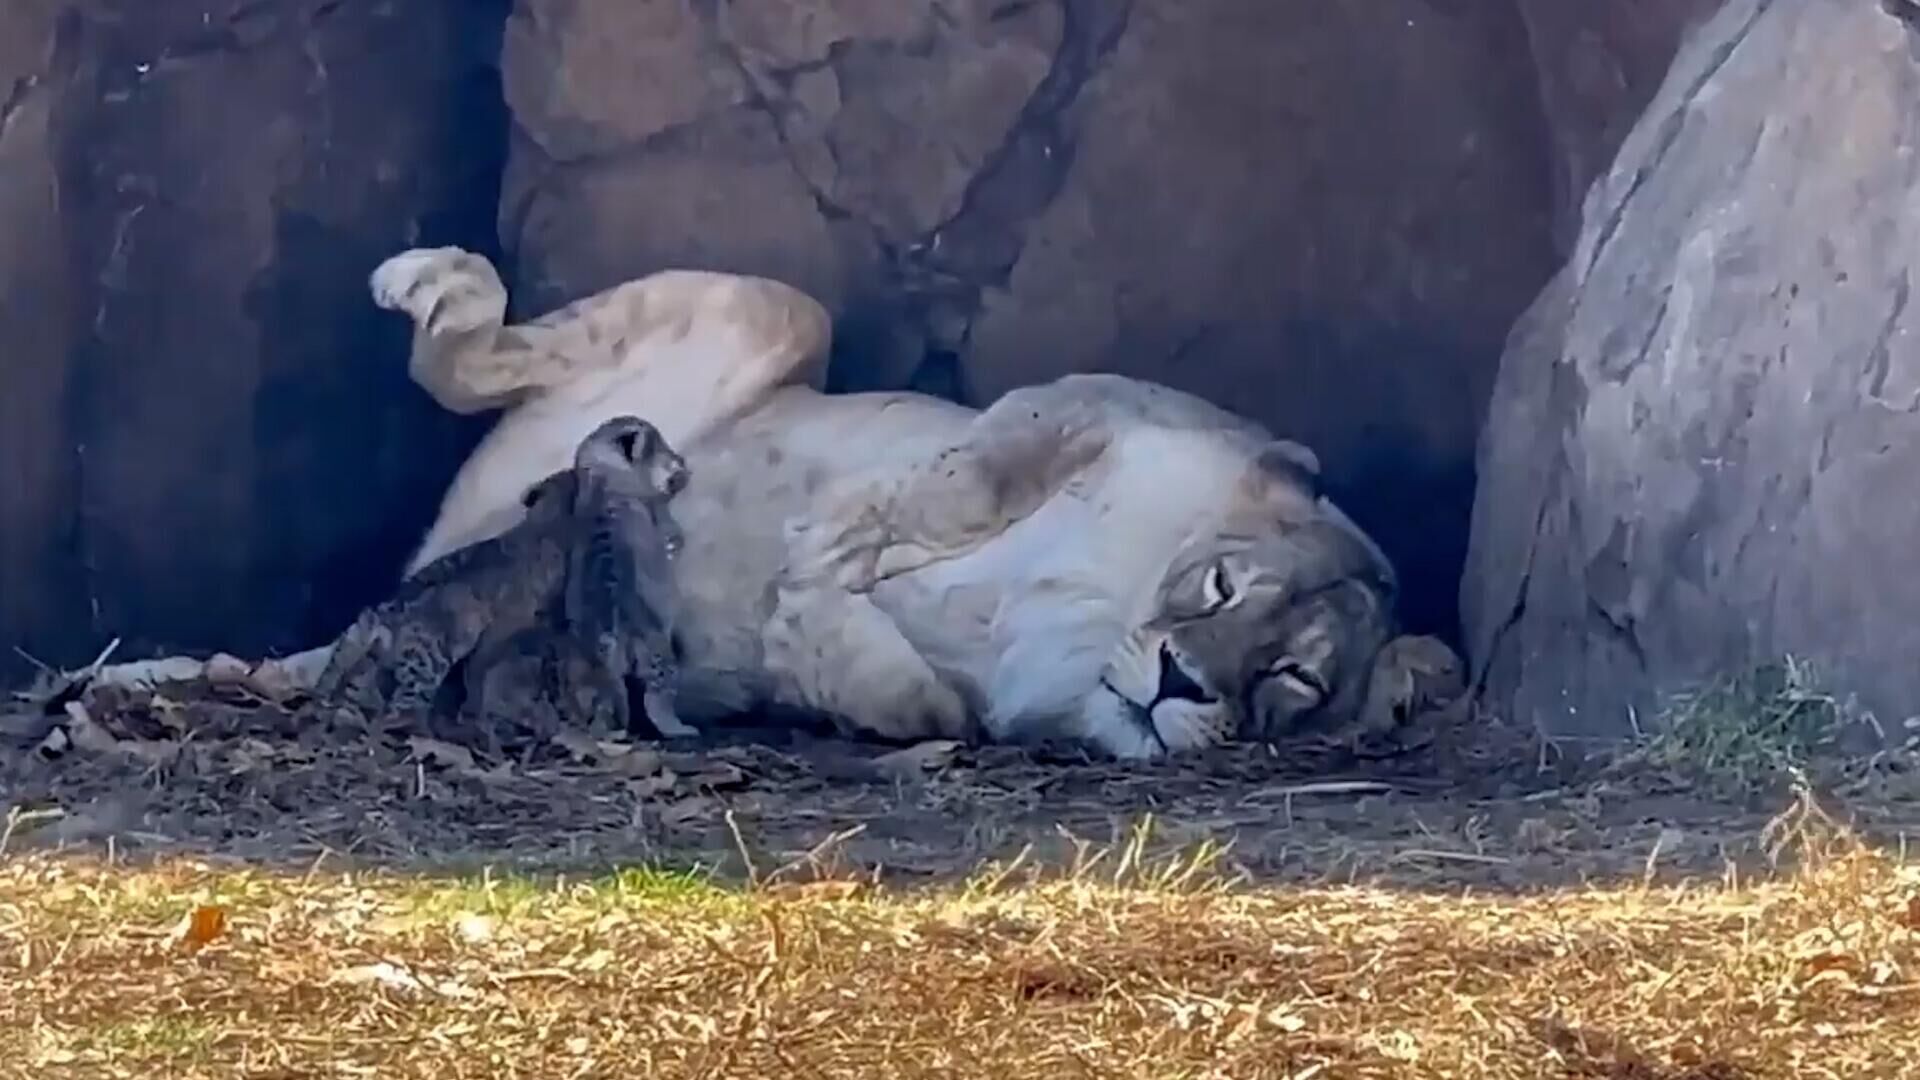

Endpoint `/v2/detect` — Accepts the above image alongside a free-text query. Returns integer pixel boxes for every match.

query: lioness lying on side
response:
[356,246,1463,759]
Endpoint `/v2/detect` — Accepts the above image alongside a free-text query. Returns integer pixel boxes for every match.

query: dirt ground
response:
[6,667,1920,894]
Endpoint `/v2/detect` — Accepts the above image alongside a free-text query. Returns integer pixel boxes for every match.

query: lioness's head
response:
[1095,440,1457,755]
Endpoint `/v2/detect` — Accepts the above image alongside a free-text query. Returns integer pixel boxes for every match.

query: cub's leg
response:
[311,610,388,714]
[584,631,635,736]
[374,583,503,732]
[762,583,976,744]
[630,625,696,738]
[381,622,459,731]
[628,601,697,741]
[461,643,545,749]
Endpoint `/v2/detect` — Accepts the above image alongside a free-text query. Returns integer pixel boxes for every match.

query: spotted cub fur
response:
[565,415,694,739]
[312,416,692,743]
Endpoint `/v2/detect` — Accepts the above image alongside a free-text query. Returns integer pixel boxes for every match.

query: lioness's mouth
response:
[1098,677,1167,751]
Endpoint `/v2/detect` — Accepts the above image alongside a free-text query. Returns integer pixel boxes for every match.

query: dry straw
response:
[3,788,1918,1079]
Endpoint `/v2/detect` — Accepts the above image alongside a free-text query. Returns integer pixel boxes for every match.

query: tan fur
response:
[371,248,832,575]
[1352,633,1468,739]
[366,247,1461,759]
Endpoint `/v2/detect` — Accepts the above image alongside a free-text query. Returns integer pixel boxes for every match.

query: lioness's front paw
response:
[836,674,976,746]
[370,246,507,337]
[783,515,886,591]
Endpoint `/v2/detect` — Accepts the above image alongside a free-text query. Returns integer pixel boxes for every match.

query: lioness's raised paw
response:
[370,246,507,338]
[781,511,887,592]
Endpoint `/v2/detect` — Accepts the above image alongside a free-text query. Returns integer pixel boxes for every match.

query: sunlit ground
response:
[3,802,1918,1080]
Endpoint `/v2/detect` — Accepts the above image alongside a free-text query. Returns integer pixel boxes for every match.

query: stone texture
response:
[500,0,1562,638]
[0,0,508,681]
[1464,0,1920,739]
[1513,0,1725,247]
[0,0,79,680]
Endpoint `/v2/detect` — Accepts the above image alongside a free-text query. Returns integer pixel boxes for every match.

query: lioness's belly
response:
[666,385,977,713]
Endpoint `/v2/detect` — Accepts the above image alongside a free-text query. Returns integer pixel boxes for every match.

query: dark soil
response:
[5,671,1919,892]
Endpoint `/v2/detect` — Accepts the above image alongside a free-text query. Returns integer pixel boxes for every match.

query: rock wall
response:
[1512,0,1724,248]
[1464,0,1920,739]
[0,1,508,681]
[0,1,76,681]
[499,0,1564,638]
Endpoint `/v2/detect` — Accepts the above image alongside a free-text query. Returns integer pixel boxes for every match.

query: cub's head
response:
[575,415,690,499]
[1095,440,1460,755]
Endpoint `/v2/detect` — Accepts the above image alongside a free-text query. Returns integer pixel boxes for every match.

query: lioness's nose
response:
[1154,643,1218,705]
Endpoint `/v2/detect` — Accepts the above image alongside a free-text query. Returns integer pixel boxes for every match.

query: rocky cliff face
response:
[1464,0,1920,738]
[0,1,508,677]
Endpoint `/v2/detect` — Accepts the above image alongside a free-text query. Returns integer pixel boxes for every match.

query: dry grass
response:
[1,803,1917,1080]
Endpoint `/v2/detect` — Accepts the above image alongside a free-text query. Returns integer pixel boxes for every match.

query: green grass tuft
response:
[1637,656,1858,795]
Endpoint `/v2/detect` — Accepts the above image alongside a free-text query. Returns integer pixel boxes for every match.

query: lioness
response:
[361,246,1460,758]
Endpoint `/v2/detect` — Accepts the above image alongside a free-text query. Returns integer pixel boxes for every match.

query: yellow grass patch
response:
[2,817,1918,1079]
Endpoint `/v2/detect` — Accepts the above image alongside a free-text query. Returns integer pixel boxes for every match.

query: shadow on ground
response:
[6,670,1920,894]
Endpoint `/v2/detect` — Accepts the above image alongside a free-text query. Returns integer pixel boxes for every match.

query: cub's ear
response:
[520,471,575,515]
[1354,633,1467,738]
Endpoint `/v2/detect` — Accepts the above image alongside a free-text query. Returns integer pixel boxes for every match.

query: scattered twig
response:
[0,806,66,858]
[765,823,869,886]
[81,637,123,682]
[1247,781,1397,800]
[1390,849,1513,866]
[725,808,762,889]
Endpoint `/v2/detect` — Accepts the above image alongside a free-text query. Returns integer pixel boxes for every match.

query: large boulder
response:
[1511,0,1725,247]
[1464,0,1920,739]
[499,0,1562,637]
[0,1,508,681]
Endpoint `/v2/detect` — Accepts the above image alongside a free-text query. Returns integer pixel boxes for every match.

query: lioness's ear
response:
[1256,440,1321,490]
[1241,440,1322,518]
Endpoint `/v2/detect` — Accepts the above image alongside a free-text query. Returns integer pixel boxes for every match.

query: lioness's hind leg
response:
[370,246,556,414]
[370,246,507,339]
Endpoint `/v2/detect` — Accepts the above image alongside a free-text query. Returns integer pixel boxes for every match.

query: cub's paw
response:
[369,246,507,337]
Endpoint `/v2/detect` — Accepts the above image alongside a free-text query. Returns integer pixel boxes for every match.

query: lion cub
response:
[564,414,694,739]
[312,416,693,743]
